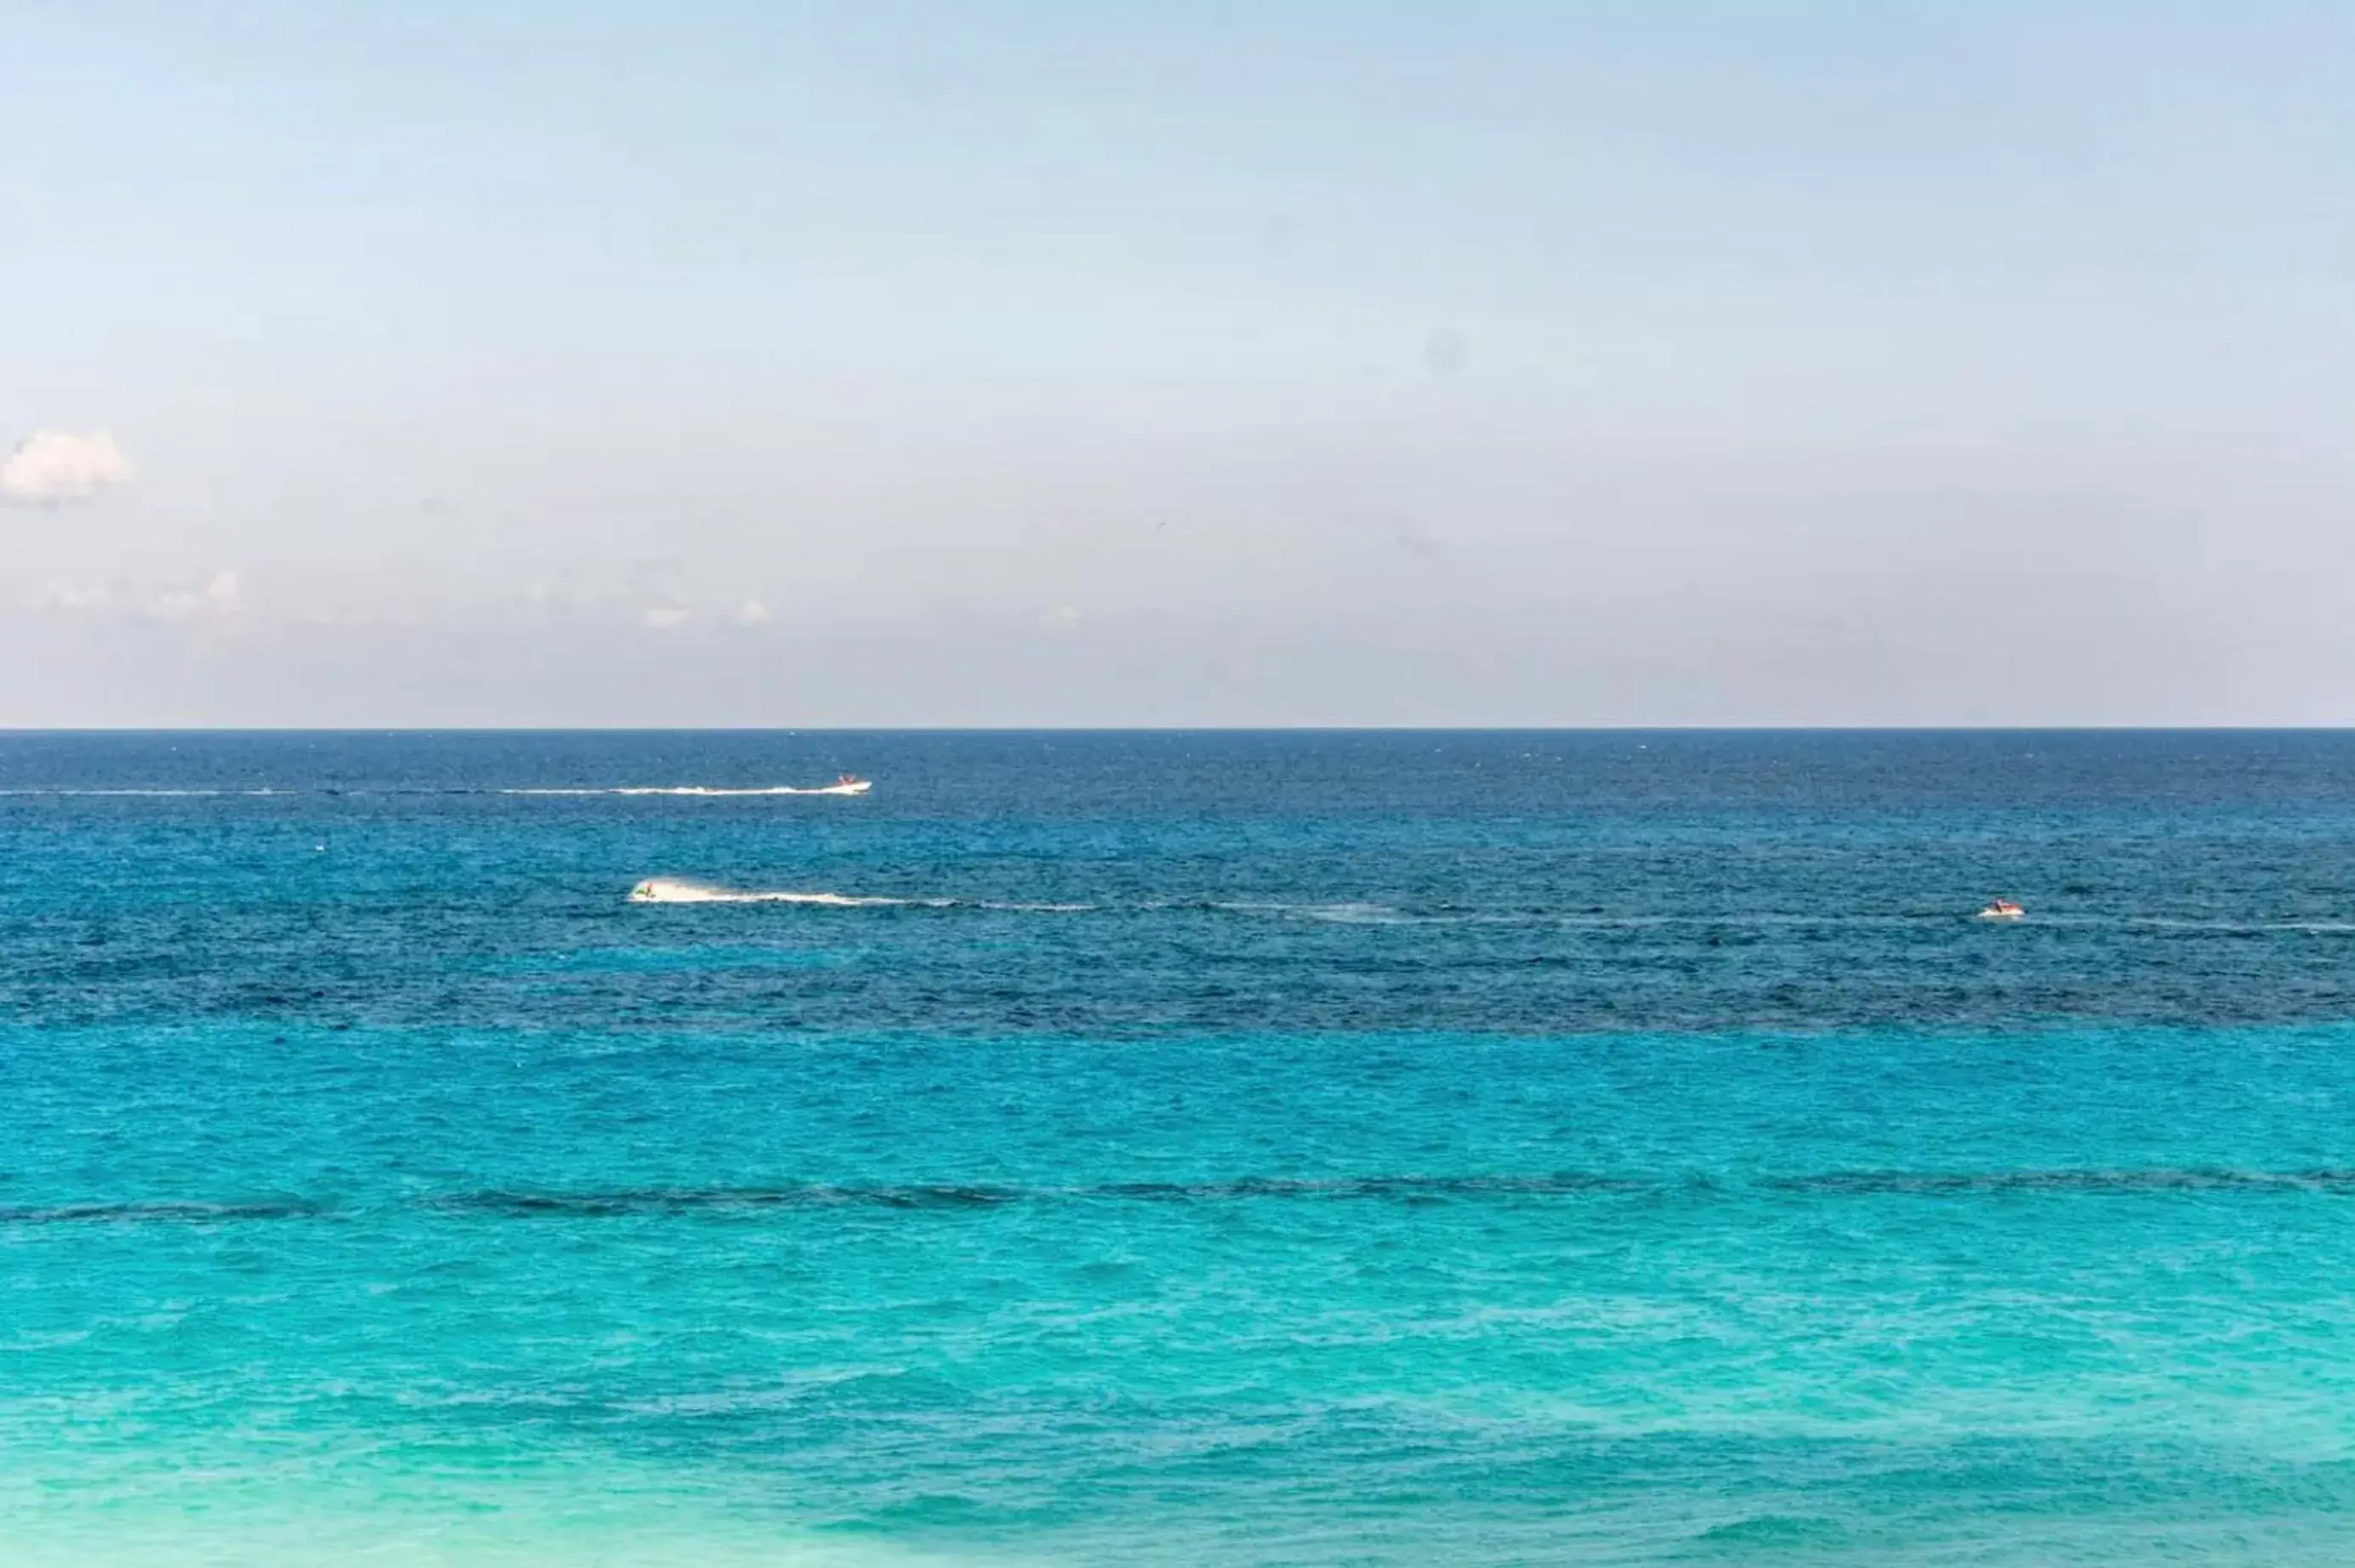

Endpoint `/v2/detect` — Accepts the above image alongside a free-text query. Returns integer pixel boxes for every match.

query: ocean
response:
[5,730,2354,1565]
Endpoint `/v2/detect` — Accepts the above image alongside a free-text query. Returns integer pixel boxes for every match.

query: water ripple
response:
[1778,1167,2355,1195]
[14,1168,2348,1228]
[0,1199,324,1225]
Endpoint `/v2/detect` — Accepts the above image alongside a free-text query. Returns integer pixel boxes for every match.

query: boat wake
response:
[628,878,1094,911]
[509,781,869,798]
[629,878,929,906]
[1211,900,1406,924]
[4,782,873,798]
[623,883,2355,935]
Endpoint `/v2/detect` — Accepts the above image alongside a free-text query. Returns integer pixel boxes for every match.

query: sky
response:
[4,0,2354,725]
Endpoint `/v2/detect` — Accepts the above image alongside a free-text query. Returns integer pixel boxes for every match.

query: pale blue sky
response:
[5,2,2353,724]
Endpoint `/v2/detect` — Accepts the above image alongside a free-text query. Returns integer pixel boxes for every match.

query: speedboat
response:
[819,774,872,796]
[1976,899,2024,921]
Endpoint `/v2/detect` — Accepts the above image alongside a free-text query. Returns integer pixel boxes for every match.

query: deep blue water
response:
[5,730,2355,1565]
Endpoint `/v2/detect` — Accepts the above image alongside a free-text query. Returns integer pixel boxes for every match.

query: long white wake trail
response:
[627,878,1095,912]
[629,878,917,906]
[511,782,871,798]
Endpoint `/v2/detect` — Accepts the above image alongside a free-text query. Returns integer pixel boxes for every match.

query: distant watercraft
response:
[1977,899,2025,921]
[818,774,872,796]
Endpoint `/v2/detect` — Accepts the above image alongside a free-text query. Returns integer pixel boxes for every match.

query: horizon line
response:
[8,724,2355,736]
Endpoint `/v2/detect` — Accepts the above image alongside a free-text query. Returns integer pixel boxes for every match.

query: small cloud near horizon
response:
[30,568,242,622]
[1,430,136,506]
[150,570,242,622]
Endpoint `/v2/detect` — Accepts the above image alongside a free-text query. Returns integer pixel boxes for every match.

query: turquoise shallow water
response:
[6,731,2355,1565]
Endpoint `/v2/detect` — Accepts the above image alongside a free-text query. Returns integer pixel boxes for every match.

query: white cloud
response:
[731,599,771,628]
[28,580,117,615]
[26,568,242,622]
[1,430,135,506]
[148,570,242,622]
[640,604,692,631]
